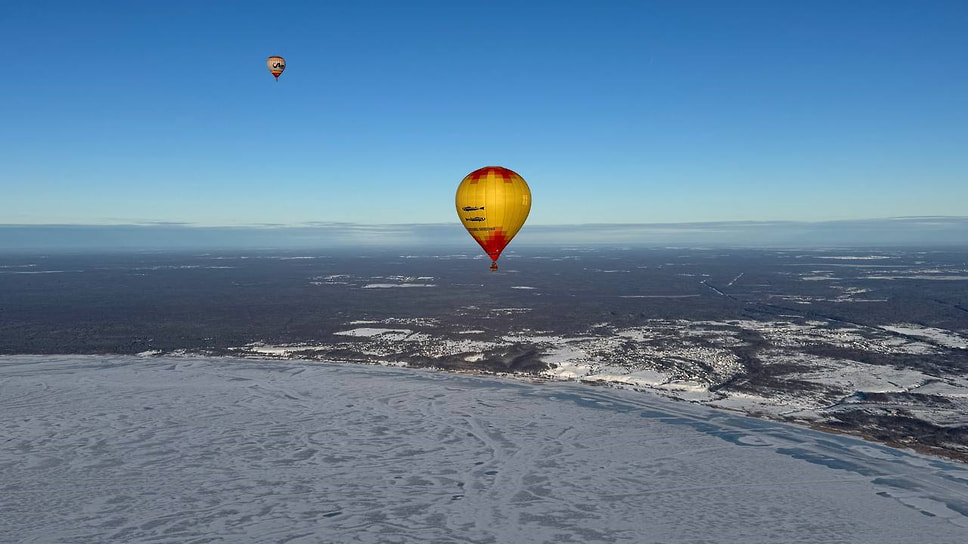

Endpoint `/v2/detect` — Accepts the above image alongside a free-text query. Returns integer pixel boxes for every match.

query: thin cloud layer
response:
[1,218,966,251]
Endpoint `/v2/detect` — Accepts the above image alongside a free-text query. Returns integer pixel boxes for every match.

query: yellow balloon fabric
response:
[266,56,286,80]
[455,166,531,269]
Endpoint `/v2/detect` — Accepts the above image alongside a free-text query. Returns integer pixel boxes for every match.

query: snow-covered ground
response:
[2,355,967,543]
[881,324,968,349]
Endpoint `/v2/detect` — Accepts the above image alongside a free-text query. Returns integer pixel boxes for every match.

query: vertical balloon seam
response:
[474,177,487,257]
[485,172,495,260]
[505,179,514,260]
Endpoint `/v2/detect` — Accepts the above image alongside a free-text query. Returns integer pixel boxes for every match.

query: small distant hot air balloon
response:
[266,56,286,81]
[456,166,532,271]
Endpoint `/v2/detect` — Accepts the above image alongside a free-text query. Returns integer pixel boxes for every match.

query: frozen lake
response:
[2,355,967,543]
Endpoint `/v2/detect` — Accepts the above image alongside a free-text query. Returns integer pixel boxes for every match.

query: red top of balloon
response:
[465,166,520,184]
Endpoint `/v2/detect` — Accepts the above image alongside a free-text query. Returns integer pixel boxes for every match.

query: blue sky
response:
[2,0,966,228]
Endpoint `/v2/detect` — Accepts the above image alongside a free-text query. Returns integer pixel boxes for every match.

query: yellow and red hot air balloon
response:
[456,166,532,271]
[266,56,286,81]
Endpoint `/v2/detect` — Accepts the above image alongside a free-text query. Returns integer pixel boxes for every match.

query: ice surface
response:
[2,355,967,543]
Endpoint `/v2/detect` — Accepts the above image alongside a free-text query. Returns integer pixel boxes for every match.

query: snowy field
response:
[2,356,967,543]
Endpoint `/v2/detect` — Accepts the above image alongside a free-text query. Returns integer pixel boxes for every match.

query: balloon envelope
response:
[266,56,286,80]
[455,166,531,270]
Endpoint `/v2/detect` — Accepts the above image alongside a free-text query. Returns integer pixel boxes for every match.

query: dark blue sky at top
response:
[2,0,966,229]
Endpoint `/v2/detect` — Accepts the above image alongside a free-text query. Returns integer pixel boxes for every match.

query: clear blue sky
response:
[2,0,966,227]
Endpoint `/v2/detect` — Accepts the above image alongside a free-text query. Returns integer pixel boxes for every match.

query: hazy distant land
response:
[3,217,968,251]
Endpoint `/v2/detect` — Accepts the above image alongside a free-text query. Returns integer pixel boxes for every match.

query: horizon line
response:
[3,215,968,229]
